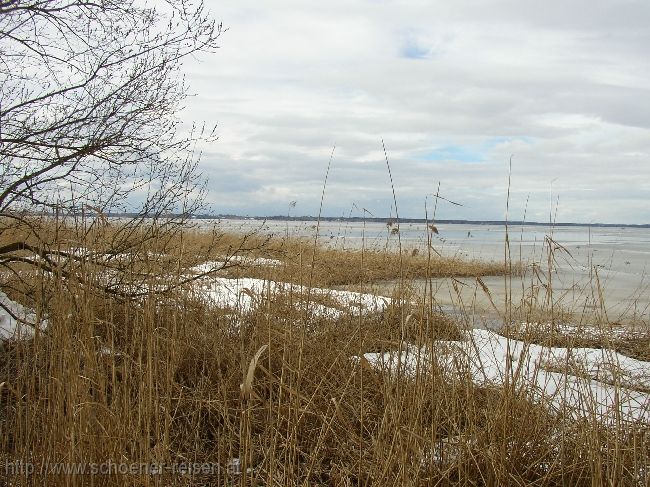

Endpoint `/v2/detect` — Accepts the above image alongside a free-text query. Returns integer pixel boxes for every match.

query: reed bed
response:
[0,220,648,486]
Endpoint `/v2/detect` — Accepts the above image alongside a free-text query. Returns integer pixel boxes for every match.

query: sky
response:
[182,0,650,224]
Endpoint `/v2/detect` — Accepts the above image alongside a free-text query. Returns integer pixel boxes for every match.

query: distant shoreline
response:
[206,214,650,229]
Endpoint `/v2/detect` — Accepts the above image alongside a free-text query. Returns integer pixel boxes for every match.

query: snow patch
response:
[192,277,389,318]
[189,256,282,274]
[0,292,47,340]
[362,328,650,425]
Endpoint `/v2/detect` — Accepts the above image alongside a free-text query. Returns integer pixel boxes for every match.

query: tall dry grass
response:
[0,219,648,486]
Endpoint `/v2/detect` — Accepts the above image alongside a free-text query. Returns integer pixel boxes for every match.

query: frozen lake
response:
[207,218,650,324]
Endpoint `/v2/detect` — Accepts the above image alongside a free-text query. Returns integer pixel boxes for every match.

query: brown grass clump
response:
[282,247,509,287]
[190,231,512,288]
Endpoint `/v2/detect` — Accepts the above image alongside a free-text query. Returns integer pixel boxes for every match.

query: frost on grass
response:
[191,276,390,318]
[0,292,47,340]
[362,329,650,425]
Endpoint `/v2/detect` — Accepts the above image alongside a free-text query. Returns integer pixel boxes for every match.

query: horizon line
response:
[207,214,650,228]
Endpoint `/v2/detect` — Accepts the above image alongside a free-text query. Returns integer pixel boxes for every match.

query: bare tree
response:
[0,0,226,312]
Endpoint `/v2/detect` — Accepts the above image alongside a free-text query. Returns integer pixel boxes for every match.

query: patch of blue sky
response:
[420,137,536,163]
[399,28,431,60]
[399,27,450,60]
[400,41,430,59]
[420,145,486,163]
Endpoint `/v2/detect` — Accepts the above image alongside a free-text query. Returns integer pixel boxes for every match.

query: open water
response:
[208,218,650,324]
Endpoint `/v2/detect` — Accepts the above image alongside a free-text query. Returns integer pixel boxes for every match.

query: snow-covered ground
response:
[362,328,650,425]
[191,276,391,318]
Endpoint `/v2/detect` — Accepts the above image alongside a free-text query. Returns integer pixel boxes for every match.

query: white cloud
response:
[182,0,650,223]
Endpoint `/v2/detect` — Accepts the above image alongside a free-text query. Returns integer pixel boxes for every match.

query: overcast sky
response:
[183,0,650,224]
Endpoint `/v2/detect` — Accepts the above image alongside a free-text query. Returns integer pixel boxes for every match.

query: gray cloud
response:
[182,0,650,224]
